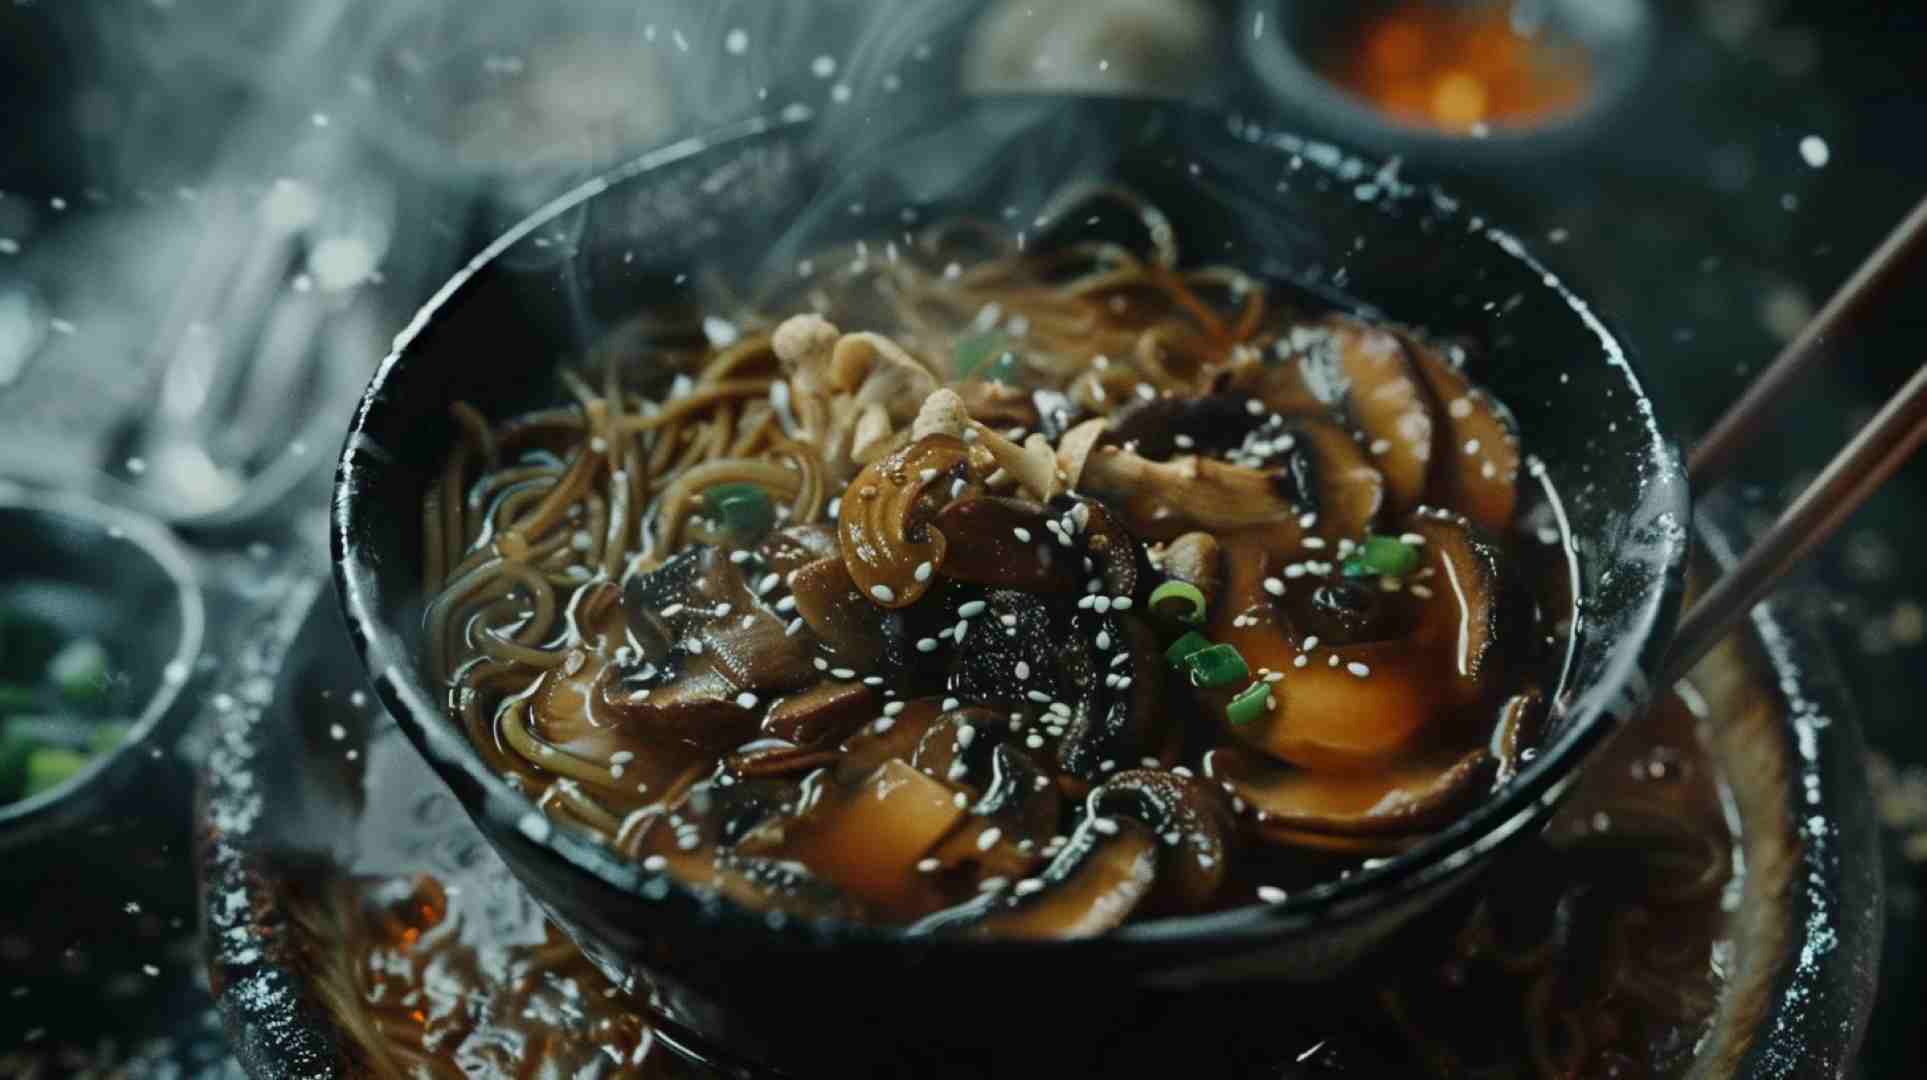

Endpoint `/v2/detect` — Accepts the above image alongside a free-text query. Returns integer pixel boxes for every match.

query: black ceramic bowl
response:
[0,482,204,851]
[331,96,1689,1071]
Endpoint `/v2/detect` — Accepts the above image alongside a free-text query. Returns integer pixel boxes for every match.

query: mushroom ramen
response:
[423,189,1572,934]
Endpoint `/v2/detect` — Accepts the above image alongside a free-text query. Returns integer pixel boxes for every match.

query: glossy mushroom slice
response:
[959,818,1162,938]
[1208,543,1432,770]
[1404,508,1505,705]
[1399,332,1521,535]
[1085,769,1234,913]
[838,433,978,609]
[1056,612,1172,785]
[1206,743,1496,839]
[1490,686,1547,785]
[1270,416,1385,546]
[1073,445,1309,542]
[1099,392,1268,460]
[1302,316,1436,515]
[929,495,1076,593]
[917,710,1059,882]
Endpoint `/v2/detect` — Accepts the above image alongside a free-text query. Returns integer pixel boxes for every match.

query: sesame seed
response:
[1348,662,1371,677]
[1110,653,1130,667]
[917,858,942,873]
[1482,461,1499,479]
[1298,511,1317,529]
[1174,434,1195,449]
[1410,584,1434,598]
[979,876,1008,893]
[1113,596,1133,610]
[736,692,759,709]
[870,584,896,603]
[1013,527,1032,542]
[786,617,804,635]
[831,667,856,679]
[813,657,829,671]
[776,595,797,613]
[1001,614,1018,626]
[1095,631,1112,650]
[1091,817,1119,835]
[950,478,967,499]
[914,561,933,582]
[1026,734,1045,748]
[1093,596,1111,613]
[1302,537,1327,550]
[1293,655,1308,668]
[644,855,668,872]
[1015,878,1045,896]
[954,791,970,808]
[1301,635,1320,650]
[864,676,884,686]
[1027,690,1051,703]
[1015,661,1031,680]
[1264,672,1284,683]
[729,550,753,564]
[1283,563,1307,579]
[1078,595,1096,610]
[942,697,961,711]
[1245,398,1265,415]
[917,637,939,653]
[1263,577,1286,596]
[959,600,987,617]
[1116,677,1133,689]
[1464,438,1482,454]
[954,619,969,639]
[977,827,1003,851]
[660,603,684,617]
[1399,532,1425,545]
[713,603,732,617]
[679,834,701,851]
[873,718,896,733]
[957,724,976,748]
[1370,438,1391,455]
[1257,885,1288,904]
[1048,702,1071,718]
[758,573,780,594]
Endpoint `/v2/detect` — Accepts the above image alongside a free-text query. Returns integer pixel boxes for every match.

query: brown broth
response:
[284,682,1732,1078]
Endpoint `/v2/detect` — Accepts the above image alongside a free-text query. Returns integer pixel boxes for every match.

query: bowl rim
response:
[0,481,206,828]
[1238,0,1658,156]
[331,94,1690,950]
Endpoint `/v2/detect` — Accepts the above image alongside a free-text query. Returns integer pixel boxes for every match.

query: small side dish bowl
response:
[332,96,1689,1070]
[0,481,204,851]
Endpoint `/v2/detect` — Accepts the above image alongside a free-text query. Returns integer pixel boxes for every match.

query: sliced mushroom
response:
[760,679,876,748]
[1221,331,1328,418]
[954,379,1038,432]
[1310,316,1436,514]
[1208,543,1432,770]
[1405,508,1504,704]
[929,496,1076,593]
[1400,332,1521,535]
[1490,686,1546,784]
[829,331,941,422]
[1207,744,1496,840]
[1054,494,1148,600]
[1057,613,1169,783]
[1077,446,1306,538]
[1099,392,1266,461]
[965,818,1161,938]
[833,695,947,784]
[622,545,816,692]
[1086,769,1234,912]
[969,422,1064,501]
[1274,416,1384,544]
[754,523,839,580]
[787,556,887,669]
[634,777,864,922]
[837,434,977,609]
[771,314,839,443]
[912,387,972,441]
[1054,417,1109,490]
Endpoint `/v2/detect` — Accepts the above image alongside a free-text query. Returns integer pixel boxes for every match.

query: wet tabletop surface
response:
[0,0,1923,1072]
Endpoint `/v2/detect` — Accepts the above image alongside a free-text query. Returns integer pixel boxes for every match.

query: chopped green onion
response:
[1148,580,1208,624]
[1164,631,1213,667]
[1184,643,1250,689]
[1226,682,1273,726]
[704,483,775,544]
[87,722,131,756]
[1342,535,1420,579]
[50,638,109,704]
[953,330,1009,379]
[23,746,89,797]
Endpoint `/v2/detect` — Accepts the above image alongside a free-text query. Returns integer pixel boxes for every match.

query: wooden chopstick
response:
[1663,359,1927,684]
[1688,194,1927,489]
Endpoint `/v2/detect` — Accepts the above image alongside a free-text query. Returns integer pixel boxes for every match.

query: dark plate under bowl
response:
[331,96,1689,1070]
